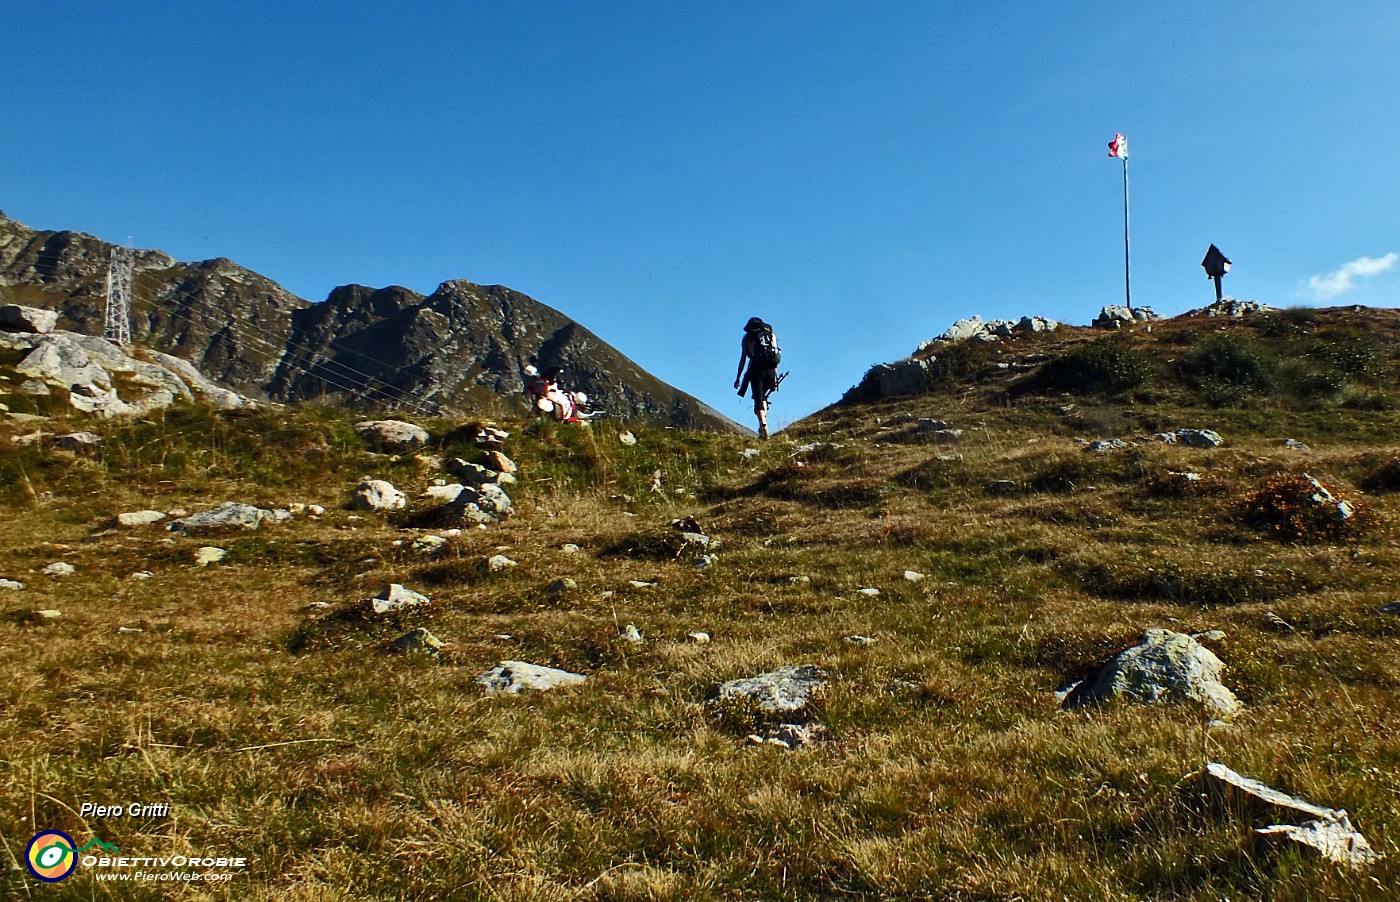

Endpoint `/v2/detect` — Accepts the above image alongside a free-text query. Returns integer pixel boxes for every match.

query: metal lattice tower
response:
[104,246,134,345]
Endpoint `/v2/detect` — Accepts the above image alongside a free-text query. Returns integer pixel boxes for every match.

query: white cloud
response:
[1307,252,1398,300]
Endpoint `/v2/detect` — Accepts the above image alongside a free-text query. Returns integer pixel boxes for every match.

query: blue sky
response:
[4,2,1397,427]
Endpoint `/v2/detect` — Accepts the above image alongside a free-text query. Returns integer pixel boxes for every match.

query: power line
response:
[129,275,439,416]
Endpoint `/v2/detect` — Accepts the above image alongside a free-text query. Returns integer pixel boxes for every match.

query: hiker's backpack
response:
[751,326,781,369]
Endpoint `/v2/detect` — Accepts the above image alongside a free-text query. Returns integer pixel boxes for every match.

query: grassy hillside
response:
[2,306,1399,899]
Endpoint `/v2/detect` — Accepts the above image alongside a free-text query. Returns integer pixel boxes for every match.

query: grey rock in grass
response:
[1093,305,1161,328]
[365,583,430,615]
[351,477,407,512]
[42,562,76,577]
[194,547,227,567]
[1174,428,1224,449]
[687,631,711,644]
[33,609,62,620]
[54,431,102,453]
[748,722,826,750]
[711,665,828,716]
[475,426,509,447]
[354,419,429,452]
[412,534,448,554]
[169,502,271,535]
[1298,474,1356,522]
[621,623,644,645]
[903,570,926,582]
[694,554,716,569]
[857,587,880,597]
[864,357,931,398]
[1198,762,1377,869]
[546,578,577,594]
[1186,298,1278,318]
[843,635,878,646]
[1015,315,1059,334]
[440,482,514,525]
[446,459,500,486]
[0,578,25,590]
[117,510,167,528]
[1378,602,1400,616]
[561,543,581,554]
[985,480,1023,496]
[1283,438,1311,452]
[422,483,466,502]
[485,554,517,572]
[17,380,51,396]
[618,430,637,446]
[391,627,446,656]
[130,571,154,580]
[917,418,951,431]
[477,660,587,695]
[1086,438,1129,453]
[0,304,60,334]
[1060,628,1241,717]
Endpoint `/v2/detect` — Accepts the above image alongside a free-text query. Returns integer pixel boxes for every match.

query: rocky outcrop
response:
[0,213,740,431]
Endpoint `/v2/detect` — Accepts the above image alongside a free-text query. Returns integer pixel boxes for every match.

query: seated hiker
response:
[526,363,587,423]
[734,316,780,439]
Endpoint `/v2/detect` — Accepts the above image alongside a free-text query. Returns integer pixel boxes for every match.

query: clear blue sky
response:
[4,2,1397,427]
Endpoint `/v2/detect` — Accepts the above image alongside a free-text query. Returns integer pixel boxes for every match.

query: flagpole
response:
[1122,153,1131,310]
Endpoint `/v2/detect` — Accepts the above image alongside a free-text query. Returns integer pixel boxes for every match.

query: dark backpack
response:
[751,327,781,368]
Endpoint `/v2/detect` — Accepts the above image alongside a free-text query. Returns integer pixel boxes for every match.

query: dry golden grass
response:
[3,311,1400,898]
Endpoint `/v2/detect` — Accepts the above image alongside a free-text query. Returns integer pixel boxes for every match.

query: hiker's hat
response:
[744,316,767,333]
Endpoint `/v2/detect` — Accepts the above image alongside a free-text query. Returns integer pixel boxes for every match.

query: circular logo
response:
[25,830,78,882]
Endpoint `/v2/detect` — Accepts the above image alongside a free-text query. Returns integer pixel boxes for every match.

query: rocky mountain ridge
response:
[0,211,739,431]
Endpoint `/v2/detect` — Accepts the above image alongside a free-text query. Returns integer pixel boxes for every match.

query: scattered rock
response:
[628,580,657,589]
[0,304,60,334]
[117,510,167,528]
[1197,762,1377,869]
[194,547,227,567]
[421,483,466,503]
[0,578,25,590]
[844,635,878,646]
[1283,438,1311,452]
[1185,298,1278,318]
[486,554,518,572]
[621,623,643,645]
[477,661,587,695]
[475,425,509,448]
[117,626,143,634]
[903,570,926,583]
[1093,305,1161,328]
[985,479,1024,496]
[390,627,446,656]
[747,723,826,750]
[352,477,407,512]
[687,631,711,644]
[561,543,581,554]
[710,665,828,716]
[42,562,76,577]
[857,588,880,597]
[740,448,761,460]
[1379,602,1400,616]
[169,502,271,535]
[33,609,62,620]
[618,430,638,446]
[788,576,811,586]
[917,418,951,431]
[1086,439,1129,453]
[365,583,431,615]
[130,571,154,580]
[861,358,931,398]
[412,535,448,554]
[437,482,514,525]
[546,578,577,594]
[54,432,102,453]
[354,419,429,452]
[1059,628,1241,717]
[16,380,51,396]
[1173,428,1224,449]
[694,554,716,569]
[481,450,517,474]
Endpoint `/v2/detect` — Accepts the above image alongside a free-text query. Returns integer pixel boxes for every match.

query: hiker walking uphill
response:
[734,316,781,439]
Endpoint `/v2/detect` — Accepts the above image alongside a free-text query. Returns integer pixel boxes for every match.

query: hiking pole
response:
[766,371,789,402]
